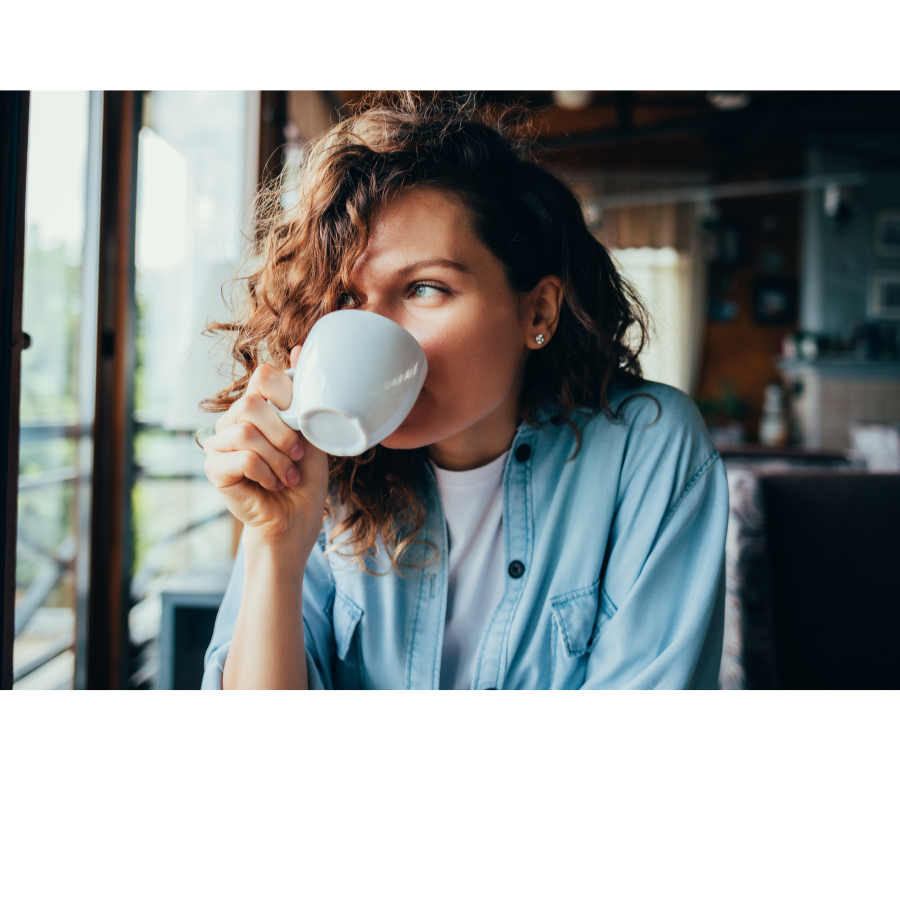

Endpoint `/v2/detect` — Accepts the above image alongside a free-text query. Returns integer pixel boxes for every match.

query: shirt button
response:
[508,560,525,578]
[514,444,531,462]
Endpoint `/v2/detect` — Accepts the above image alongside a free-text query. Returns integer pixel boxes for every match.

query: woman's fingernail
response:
[273,480,284,491]
[284,466,299,486]
[289,441,304,460]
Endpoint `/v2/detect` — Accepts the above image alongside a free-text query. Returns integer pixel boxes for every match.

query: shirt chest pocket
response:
[548,580,617,684]
[332,591,365,688]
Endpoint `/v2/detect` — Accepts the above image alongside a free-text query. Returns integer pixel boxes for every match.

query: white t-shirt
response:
[429,449,510,690]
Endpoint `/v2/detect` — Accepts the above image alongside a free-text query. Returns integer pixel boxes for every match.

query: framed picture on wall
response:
[869,272,900,320]
[752,278,797,326]
[874,210,900,259]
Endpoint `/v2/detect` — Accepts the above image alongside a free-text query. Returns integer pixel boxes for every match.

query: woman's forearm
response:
[223,532,311,690]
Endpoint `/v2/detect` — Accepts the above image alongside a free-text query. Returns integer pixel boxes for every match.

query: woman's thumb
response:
[289,344,302,368]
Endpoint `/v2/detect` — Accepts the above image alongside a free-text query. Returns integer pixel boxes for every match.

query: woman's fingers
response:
[205,421,300,488]
[216,365,296,433]
[205,447,284,493]
[250,362,294,409]
[216,390,304,462]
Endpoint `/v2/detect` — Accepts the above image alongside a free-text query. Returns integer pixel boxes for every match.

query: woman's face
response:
[337,186,544,460]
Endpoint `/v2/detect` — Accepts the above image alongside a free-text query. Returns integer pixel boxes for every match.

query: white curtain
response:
[612,239,706,397]
[566,172,708,398]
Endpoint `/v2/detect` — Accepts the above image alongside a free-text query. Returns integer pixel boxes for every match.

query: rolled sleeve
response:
[201,533,337,690]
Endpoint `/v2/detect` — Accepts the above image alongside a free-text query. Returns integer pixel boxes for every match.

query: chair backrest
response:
[759,473,900,689]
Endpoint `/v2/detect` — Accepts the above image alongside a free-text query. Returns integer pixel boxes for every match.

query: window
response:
[129,91,252,688]
[612,246,698,396]
[14,91,99,689]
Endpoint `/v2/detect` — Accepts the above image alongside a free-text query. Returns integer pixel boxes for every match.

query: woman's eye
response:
[337,292,357,309]
[411,283,444,299]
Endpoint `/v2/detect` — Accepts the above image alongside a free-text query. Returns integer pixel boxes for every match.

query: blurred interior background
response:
[2,89,899,691]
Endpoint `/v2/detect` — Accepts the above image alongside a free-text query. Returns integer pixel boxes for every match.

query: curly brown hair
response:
[202,91,648,575]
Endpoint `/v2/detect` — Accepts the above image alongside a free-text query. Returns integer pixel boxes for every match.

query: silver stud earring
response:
[535,334,545,345]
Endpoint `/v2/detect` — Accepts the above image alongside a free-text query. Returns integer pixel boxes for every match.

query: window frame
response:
[1,91,30,690]
[4,90,267,690]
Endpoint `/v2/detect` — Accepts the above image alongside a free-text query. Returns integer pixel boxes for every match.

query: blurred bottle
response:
[800,334,819,361]
[759,383,788,446]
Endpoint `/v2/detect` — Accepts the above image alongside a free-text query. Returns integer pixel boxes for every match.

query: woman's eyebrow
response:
[395,257,471,277]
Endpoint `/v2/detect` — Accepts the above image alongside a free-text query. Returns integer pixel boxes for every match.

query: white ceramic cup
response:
[268,309,428,456]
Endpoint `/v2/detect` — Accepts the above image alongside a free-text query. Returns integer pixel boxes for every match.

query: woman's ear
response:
[526,275,563,345]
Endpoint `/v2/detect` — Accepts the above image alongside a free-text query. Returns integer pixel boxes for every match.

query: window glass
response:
[14,91,92,689]
[130,91,250,688]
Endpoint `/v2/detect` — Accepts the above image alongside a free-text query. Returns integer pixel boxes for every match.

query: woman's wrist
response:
[241,524,316,581]
[224,526,311,690]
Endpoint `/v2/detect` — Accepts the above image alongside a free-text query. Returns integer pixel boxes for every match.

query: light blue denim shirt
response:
[202,380,728,690]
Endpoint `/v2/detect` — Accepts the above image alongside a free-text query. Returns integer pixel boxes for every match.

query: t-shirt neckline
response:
[429,448,511,488]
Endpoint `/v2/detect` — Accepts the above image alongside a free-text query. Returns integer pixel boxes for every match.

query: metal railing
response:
[14,416,224,686]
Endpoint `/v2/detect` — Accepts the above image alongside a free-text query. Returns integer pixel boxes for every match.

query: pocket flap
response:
[333,591,364,661]
[550,582,602,657]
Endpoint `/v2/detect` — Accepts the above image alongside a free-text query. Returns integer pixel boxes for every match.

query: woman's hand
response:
[204,345,329,548]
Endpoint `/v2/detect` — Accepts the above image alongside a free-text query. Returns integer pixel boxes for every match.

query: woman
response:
[200,93,728,690]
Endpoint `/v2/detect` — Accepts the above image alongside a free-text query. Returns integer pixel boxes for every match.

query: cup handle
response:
[267,368,301,430]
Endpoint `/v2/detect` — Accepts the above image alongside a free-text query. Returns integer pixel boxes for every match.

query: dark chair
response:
[759,473,900,689]
[157,560,233,690]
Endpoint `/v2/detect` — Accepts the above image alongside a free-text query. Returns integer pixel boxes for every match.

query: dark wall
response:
[696,193,802,441]
[801,147,900,337]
